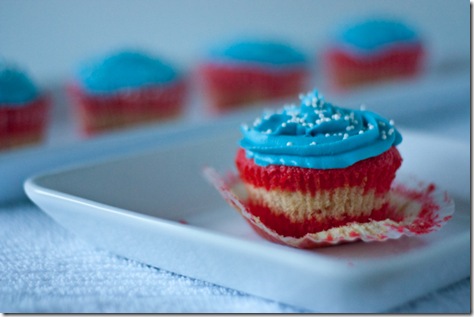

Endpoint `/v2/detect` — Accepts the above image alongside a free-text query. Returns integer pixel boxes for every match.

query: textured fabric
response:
[0,201,470,313]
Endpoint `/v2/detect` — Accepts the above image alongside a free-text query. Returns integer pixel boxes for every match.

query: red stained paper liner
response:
[202,167,455,249]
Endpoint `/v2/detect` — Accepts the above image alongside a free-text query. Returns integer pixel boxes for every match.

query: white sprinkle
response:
[359,130,364,134]
[281,122,287,127]
[389,119,395,126]
[310,141,317,146]
[332,113,341,120]
[346,125,354,131]
[343,133,349,139]
[388,128,394,135]
[325,133,330,137]
[381,135,387,140]
[344,115,350,120]
[286,142,293,146]
[265,129,272,134]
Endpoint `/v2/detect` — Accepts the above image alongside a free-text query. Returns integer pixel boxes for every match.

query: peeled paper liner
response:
[202,167,455,249]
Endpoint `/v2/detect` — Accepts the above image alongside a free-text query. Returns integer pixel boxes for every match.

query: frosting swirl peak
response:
[240,90,402,169]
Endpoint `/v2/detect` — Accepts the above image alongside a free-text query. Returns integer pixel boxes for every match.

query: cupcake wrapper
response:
[203,167,454,249]
[0,95,50,150]
[199,63,308,112]
[324,43,424,90]
[68,80,187,136]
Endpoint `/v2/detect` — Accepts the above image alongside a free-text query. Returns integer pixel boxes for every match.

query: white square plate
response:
[25,123,470,313]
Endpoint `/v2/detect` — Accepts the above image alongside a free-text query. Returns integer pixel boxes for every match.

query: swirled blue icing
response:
[240,89,402,169]
[208,39,307,66]
[76,50,179,94]
[0,62,39,106]
[338,19,419,51]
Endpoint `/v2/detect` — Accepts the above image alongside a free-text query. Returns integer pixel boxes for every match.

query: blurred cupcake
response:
[324,18,425,90]
[236,89,403,238]
[199,39,309,113]
[0,61,50,151]
[68,49,187,136]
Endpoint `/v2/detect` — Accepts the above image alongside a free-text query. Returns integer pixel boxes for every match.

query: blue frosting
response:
[208,39,307,66]
[0,62,39,105]
[240,90,402,169]
[338,19,419,50]
[76,50,179,94]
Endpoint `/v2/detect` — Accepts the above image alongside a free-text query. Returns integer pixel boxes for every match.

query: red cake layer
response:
[325,44,424,89]
[68,80,186,135]
[200,63,307,111]
[246,200,401,238]
[235,147,402,195]
[0,96,50,150]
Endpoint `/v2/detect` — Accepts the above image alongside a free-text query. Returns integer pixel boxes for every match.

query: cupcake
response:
[199,39,309,113]
[68,49,187,136]
[324,18,424,90]
[0,61,50,151]
[235,89,403,238]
